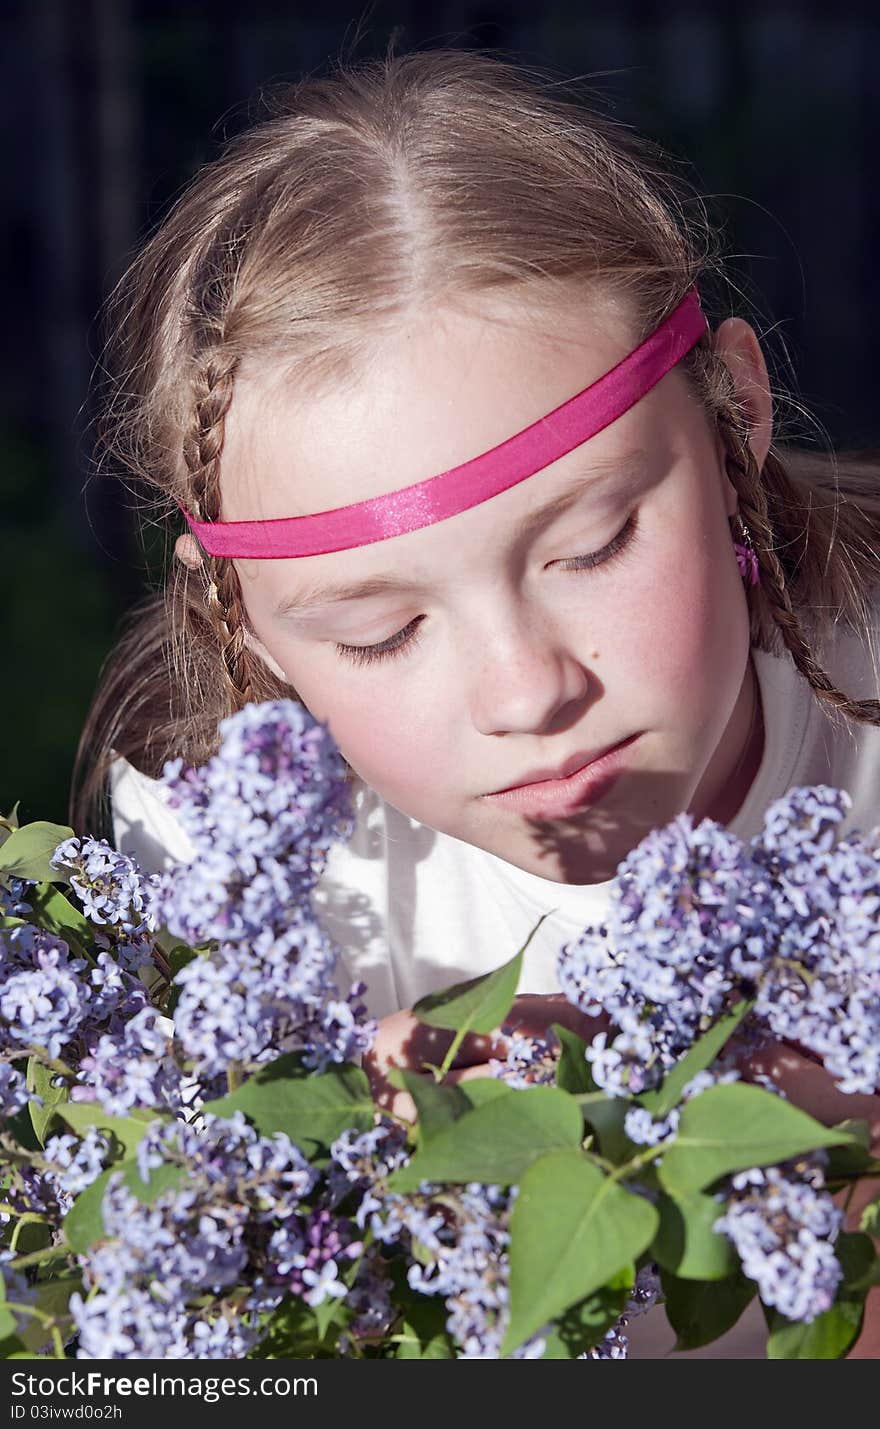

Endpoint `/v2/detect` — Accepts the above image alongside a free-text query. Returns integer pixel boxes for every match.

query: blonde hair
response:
[71,45,880,838]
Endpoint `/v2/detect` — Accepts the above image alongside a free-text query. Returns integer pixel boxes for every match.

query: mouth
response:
[482,734,640,818]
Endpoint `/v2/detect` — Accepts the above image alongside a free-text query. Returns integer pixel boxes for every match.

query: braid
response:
[716,405,880,730]
[183,354,256,709]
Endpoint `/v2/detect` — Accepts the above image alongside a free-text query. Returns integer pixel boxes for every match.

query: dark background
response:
[3,0,878,827]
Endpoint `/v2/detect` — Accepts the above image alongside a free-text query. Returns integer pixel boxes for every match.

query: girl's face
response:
[219,291,770,884]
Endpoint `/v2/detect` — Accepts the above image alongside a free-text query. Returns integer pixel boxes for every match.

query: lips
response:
[489,740,628,795]
[481,734,639,818]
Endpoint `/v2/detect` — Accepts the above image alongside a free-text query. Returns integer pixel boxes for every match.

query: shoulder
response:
[109,755,196,873]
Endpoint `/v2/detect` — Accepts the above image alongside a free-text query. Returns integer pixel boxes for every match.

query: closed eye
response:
[335,615,428,668]
[334,513,638,668]
[552,511,637,574]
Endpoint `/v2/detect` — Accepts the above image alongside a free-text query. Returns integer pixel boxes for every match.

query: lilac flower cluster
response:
[39,1127,112,1214]
[329,1121,643,1360]
[49,839,161,973]
[0,915,182,1118]
[557,785,880,1098]
[147,702,375,1078]
[330,1124,544,1357]
[750,788,880,1094]
[714,1156,843,1323]
[488,1030,559,1089]
[68,1110,374,1359]
[150,701,354,947]
[369,1179,548,1358]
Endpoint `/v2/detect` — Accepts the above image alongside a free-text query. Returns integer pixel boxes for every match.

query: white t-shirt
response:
[110,617,880,1022]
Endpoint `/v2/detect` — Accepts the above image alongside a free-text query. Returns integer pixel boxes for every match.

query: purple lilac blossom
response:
[0,926,90,1060]
[749,787,880,1094]
[146,701,375,1079]
[50,838,160,960]
[556,786,880,1100]
[39,1128,112,1214]
[70,1112,367,1359]
[558,813,775,1096]
[713,1157,843,1322]
[368,1179,547,1358]
[488,1031,559,1088]
[149,700,355,947]
[73,1007,183,1117]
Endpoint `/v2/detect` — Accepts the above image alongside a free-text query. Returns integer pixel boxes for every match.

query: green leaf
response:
[26,1058,69,1146]
[387,1258,454,1360]
[11,1221,52,1258]
[4,1106,41,1152]
[661,1267,756,1351]
[18,1278,80,1355]
[638,1000,754,1119]
[575,1093,634,1165]
[766,1233,876,1359]
[392,1285,454,1360]
[501,1149,658,1356]
[457,1079,511,1110]
[553,1025,598,1095]
[658,1084,858,1196]
[540,1265,633,1359]
[859,1194,880,1238]
[395,1319,454,1359]
[55,1102,155,1158]
[26,886,92,950]
[652,1189,738,1280]
[412,913,550,1035]
[203,1057,375,1155]
[312,1292,352,1341]
[385,1068,470,1142]
[247,1298,319,1359]
[387,1085,583,1192]
[0,1274,18,1340]
[824,1120,877,1180]
[166,945,199,1013]
[0,824,74,883]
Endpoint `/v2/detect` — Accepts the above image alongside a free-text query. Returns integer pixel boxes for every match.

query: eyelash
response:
[334,513,639,668]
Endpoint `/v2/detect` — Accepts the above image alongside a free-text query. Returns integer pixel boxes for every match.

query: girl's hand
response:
[737,1039,880,1359]
[363,995,607,1123]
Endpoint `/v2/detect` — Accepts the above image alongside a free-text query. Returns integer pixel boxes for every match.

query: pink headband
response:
[179,286,707,559]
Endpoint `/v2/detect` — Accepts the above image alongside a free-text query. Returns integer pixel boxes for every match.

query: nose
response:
[467,607,590,736]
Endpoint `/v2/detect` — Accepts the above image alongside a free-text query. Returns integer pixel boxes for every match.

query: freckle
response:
[590,650,600,659]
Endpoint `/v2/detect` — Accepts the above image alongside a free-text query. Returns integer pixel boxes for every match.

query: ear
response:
[710,317,773,519]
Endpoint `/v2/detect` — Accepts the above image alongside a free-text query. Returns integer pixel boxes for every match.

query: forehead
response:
[220,289,642,521]
[221,290,700,598]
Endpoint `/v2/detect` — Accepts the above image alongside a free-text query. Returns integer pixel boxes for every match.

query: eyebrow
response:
[273,449,648,617]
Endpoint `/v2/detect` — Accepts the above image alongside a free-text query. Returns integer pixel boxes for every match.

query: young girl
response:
[71,48,880,1357]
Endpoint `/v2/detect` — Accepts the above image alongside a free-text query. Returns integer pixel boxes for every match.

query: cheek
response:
[609,505,747,720]
[285,656,448,797]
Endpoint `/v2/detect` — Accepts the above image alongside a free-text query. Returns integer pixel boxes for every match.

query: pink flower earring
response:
[733,513,760,587]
